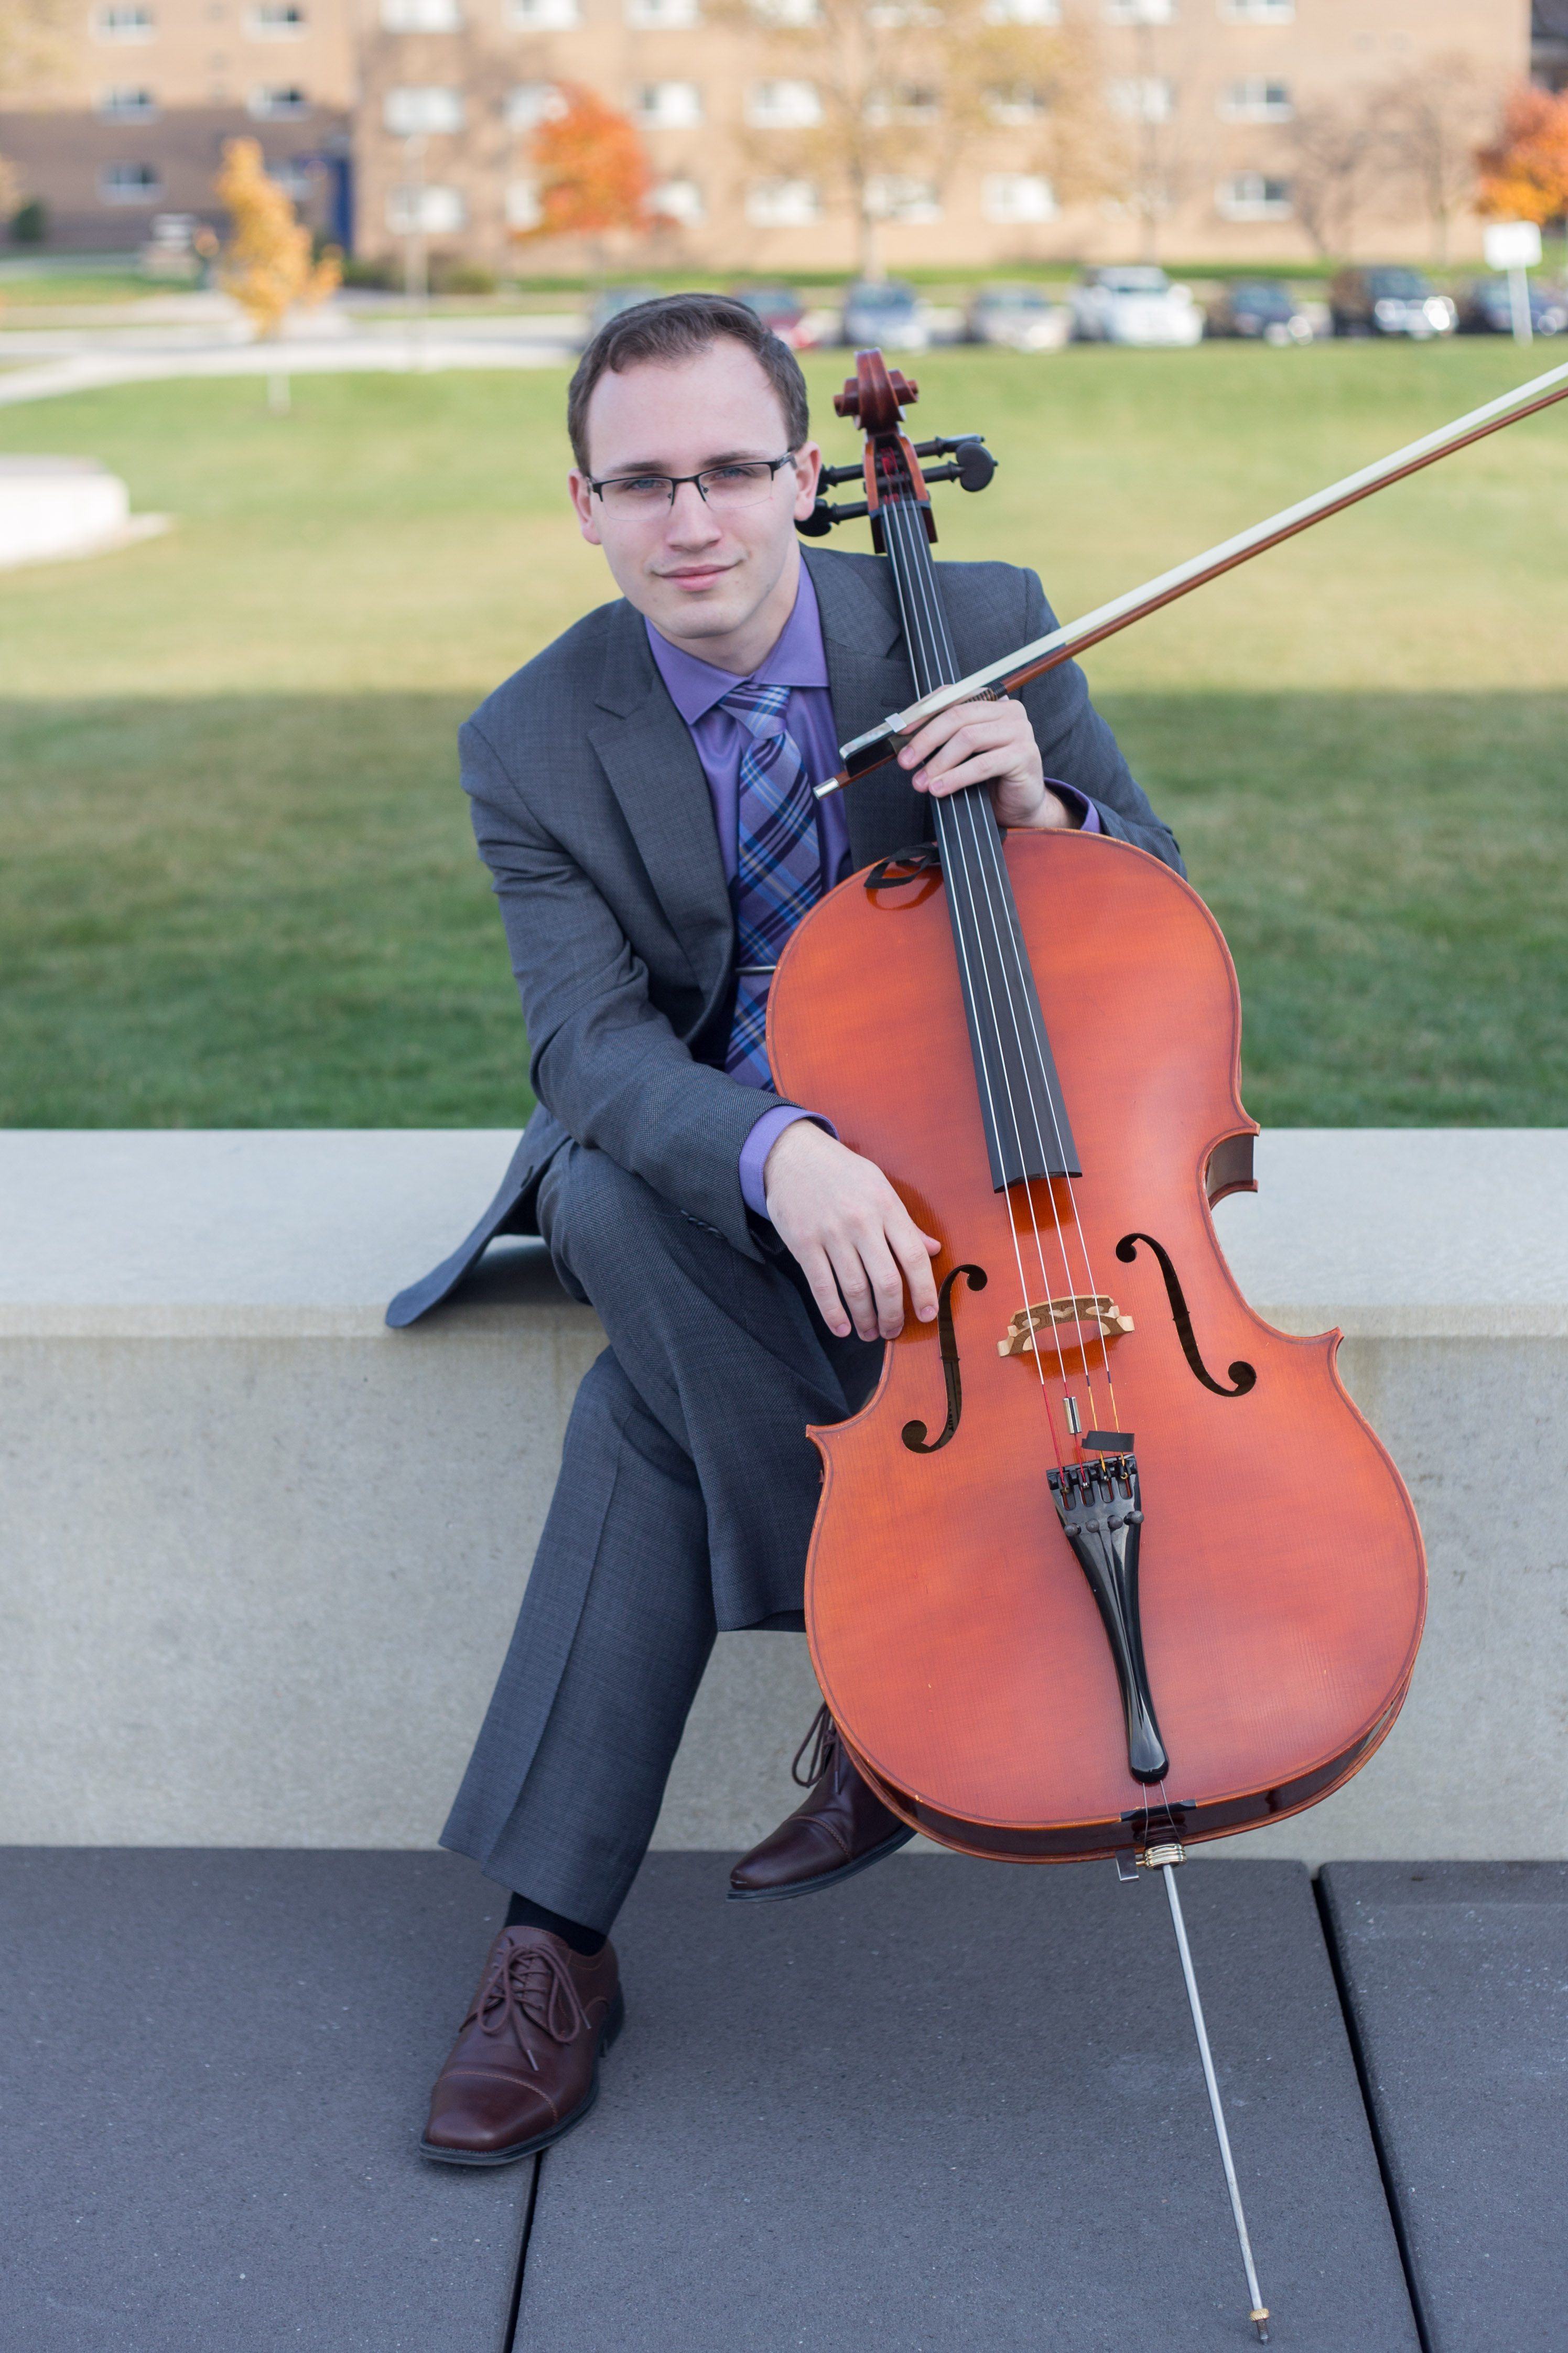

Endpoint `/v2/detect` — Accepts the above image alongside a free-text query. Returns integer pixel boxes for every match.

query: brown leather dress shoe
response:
[421,1925,623,2166]
[729,1704,915,1902]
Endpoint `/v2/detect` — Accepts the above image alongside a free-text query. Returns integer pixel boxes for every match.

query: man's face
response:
[570,340,821,657]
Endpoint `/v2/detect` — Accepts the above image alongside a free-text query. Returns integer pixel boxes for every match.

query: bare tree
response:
[736,0,1102,280]
[1376,54,1499,264]
[1283,94,1385,259]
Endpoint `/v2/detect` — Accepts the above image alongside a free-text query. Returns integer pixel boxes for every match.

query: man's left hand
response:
[896,696,1077,833]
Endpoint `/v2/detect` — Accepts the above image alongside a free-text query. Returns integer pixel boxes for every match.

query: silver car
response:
[967,284,1070,353]
[1069,267,1205,348]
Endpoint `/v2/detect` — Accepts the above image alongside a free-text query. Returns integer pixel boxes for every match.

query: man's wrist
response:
[739,1104,838,1221]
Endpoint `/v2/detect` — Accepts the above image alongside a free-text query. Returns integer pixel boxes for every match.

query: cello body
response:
[770,827,1427,1861]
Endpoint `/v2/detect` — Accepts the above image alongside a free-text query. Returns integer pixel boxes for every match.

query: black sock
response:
[504,1892,607,1958]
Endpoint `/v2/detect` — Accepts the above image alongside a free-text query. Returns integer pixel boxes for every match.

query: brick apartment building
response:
[0,0,353,250]
[0,0,1542,270]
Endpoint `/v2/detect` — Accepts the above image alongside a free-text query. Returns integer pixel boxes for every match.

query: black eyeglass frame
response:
[586,451,803,507]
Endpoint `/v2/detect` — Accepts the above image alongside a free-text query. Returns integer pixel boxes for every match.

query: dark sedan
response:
[1206,279,1315,344]
[1328,267,1456,339]
[1457,276,1568,337]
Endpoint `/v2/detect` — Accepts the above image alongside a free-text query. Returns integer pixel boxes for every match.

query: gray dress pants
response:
[439,1141,883,1931]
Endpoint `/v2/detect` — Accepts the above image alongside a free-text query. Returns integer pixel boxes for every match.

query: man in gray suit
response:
[396,294,1183,2167]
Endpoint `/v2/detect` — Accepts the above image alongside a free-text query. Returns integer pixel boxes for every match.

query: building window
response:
[245,2,306,34]
[982,171,1056,222]
[866,82,940,126]
[1216,171,1291,219]
[985,81,1046,125]
[1102,0,1174,21]
[632,81,702,127]
[865,174,940,222]
[745,79,821,128]
[384,84,465,133]
[93,4,156,39]
[1219,0,1292,20]
[248,83,309,115]
[380,0,461,28]
[625,0,700,25]
[749,0,818,20]
[508,0,579,23]
[745,177,819,226]
[100,161,163,202]
[1107,77,1174,121]
[96,85,158,116]
[387,183,466,232]
[1220,77,1291,121]
[505,178,541,228]
[982,0,1058,18]
[651,176,704,223]
[505,81,566,126]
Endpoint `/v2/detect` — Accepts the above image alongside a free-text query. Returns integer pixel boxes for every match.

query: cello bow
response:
[816,350,1568,797]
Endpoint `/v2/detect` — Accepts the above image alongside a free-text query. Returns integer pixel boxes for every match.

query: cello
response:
[771,348,1456,2343]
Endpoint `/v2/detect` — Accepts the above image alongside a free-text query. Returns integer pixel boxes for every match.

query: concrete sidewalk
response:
[6,1848,1562,2350]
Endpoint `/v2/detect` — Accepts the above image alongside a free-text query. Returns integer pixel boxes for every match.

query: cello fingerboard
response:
[877,485,1080,1189]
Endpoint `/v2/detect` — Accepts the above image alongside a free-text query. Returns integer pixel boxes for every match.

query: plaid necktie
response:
[723,680,821,1088]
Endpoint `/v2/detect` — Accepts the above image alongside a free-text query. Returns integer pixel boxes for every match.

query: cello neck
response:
[839,349,1078,1189]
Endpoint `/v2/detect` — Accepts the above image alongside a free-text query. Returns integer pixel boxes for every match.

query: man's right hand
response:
[762,1119,941,1343]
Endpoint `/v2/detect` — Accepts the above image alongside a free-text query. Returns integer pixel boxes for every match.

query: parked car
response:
[1205,278,1315,345]
[1456,275,1568,337]
[966,284,1070,352]
[1068,267,1204,348]
[841,278,929,351]
[731,284,824,349]
[583,284,660,339]
[1328,267,1456,339]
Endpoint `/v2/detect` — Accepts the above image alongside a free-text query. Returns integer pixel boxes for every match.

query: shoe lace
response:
[791,1702,838,1789]
[474,1937,591,2070]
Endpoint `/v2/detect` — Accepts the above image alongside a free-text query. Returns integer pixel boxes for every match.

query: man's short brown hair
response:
[567,292,810,473]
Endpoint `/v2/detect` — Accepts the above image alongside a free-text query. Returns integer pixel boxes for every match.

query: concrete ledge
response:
[2,1129,1565,1861]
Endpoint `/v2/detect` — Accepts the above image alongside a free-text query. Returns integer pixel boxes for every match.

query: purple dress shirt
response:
[645,562,1096,1219]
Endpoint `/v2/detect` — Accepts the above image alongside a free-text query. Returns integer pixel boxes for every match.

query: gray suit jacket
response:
[386,544,1181,1326]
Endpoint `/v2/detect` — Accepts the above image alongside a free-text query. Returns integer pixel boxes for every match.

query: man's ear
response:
[792,444,823,522]
[569,469,603,547]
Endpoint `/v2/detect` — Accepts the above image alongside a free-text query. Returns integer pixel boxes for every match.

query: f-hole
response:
[1116,1233,1257,1399]
[903,1263,988,1454]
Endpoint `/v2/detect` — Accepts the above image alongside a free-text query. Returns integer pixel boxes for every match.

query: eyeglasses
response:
[587,453,799,513]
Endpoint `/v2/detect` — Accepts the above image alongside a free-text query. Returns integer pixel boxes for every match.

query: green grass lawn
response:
[1,340,1565,1128]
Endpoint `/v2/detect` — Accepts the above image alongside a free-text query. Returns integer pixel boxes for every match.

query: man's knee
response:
[540,1144,718,1304]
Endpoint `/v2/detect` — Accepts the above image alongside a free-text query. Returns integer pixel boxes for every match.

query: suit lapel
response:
[805,546,927,870]
[587,602,734,990]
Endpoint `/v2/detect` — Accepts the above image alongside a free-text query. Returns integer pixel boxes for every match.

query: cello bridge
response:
[998,1296,1133,1358]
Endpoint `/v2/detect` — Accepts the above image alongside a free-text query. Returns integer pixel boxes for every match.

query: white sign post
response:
[1484,220,1543,348]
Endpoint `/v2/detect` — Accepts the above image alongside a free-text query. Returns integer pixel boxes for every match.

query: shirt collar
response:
[645,558,829,724]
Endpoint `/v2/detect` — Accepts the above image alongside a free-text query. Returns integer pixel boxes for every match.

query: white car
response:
[1069,267,1205,348]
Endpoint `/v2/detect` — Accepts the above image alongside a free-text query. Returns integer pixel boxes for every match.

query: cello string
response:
[883,491,1084,1429]
[965,802,1123,1429]
[955,787,1112,1431]
[878,494,1072,1443]
[885,469,1118,1419]
[881,487,1108,1410]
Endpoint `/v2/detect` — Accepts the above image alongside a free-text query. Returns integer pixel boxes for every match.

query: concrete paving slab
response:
[1319,1862,1568,2353]
[520,1852,1419,2352]
[0,1850,527,2352]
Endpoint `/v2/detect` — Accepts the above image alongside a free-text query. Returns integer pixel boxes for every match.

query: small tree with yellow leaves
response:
[1475,84,1568,231]
[214,137,341,338]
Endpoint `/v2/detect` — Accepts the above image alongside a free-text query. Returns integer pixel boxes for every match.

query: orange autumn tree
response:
[214,136,340,336]
[1475,84,1568,228]
[525,82,649,242]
